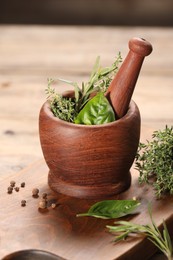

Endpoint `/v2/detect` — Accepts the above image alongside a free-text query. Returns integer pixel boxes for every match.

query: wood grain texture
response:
[39,100,140,199]
[106,37,152,118]
[0,159,173,260]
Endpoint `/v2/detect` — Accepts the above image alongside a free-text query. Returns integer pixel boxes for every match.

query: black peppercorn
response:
[21,182,25,188]
[32,188,39,197]
[21,200,26,207]
[7,186,13,194]
[15,187,20,192]
[41,192,47,199]
[10,180,15,187]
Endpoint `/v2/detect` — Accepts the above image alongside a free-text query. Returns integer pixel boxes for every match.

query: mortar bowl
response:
[39,98,140,199]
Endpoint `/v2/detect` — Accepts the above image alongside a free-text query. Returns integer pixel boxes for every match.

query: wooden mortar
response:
[39,37,152,199]
[39,100,140,199]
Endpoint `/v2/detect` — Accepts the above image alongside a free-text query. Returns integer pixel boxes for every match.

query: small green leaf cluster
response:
[45,53,122,124]
[135,126,173,198]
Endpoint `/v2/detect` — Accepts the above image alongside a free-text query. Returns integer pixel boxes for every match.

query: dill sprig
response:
[135,125,173,198]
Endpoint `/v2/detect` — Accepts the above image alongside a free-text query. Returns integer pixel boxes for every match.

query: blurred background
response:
[0,1,173,259]
[0,0,173,26]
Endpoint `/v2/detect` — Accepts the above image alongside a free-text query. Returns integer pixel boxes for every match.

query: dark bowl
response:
[2,249,65,260]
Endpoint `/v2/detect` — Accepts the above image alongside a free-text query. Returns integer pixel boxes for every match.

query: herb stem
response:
[106,208,173,260]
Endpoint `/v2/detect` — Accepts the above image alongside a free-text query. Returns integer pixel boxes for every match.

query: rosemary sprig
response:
[45,53,122,122]
[107,206,173,260]
[135,125,173,198]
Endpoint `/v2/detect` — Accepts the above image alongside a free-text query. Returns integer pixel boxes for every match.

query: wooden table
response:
[0,25,173,259]
[0,158,173,260]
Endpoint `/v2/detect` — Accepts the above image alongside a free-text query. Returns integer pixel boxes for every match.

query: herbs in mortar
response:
[46,53,122,124]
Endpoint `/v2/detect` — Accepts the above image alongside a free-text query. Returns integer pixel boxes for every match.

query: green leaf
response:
[89,56,100,82]
[99,66,115,76]
[76,199,140,219]
[58,78,81,99]
[58,78,80,89]
[74,85,81,102]
[74,92,116,125]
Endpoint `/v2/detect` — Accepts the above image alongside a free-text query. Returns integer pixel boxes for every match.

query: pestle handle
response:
[105,37,153,118]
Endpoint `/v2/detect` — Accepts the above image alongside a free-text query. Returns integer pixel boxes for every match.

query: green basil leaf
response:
[76,200,140,219]
[74,92,116,125]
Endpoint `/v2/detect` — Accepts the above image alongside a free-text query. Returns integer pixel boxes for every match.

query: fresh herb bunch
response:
[107,207,173,260]
[45,53,122,123]
[135,125,173,198]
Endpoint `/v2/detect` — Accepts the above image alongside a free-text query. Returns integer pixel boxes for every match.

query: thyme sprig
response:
[45,53,122,122]
[107,207,173,260]
[45,79,77,122]
[135,125,173,198]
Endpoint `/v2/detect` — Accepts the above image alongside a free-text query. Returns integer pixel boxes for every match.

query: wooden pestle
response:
[105,37,153,118]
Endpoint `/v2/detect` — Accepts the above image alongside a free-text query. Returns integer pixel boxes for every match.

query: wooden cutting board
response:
[0,153,173,259]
